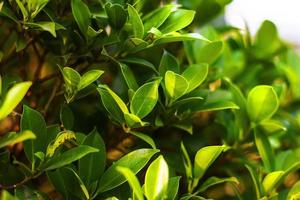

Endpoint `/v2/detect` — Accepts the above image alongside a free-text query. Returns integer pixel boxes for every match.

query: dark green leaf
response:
[105,3,127,29]
[128,5,144,39]
[71,0,91,36]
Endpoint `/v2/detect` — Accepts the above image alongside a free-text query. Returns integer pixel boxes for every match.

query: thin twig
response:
[43,79,61,115]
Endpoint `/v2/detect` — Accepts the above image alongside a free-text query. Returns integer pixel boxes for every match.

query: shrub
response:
[1,0,300,199]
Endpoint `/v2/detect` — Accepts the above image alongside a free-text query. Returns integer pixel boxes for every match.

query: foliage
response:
[1,0,300,199]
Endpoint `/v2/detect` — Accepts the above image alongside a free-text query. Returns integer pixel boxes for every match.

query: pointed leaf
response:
[182,64,208,93]
[78,70,104,91]
[0,131,35,149]
[130,131,156,149]
[165,71,189,101]
[128,5,144,39]
[71,0,91,36]
[159,50,179,76]
[195,41,223,64]
[262,171,284,194]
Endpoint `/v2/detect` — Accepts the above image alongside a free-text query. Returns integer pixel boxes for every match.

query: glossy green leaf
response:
[247,85,279,123]
[287,180,300,200]
[193,146,226,187]
[145,155,169,200]
[143,5,175,33]
[182,64,208,93]
[71,0,91,36]
[43,145,99,170]
[119,63,139,91]
[21,105,47,164]
[153,33,209,46]
[62,67,81,103]
[166,176,181,200]
[130,131,156,149]
[262,171,284,194]
[98,149,159,193]
[26,21,56,37]
[79,129,106,186]
[119,57,158,74]
[124,113,146,128]
[0,131,35,149]
[0,81,32,120]
[165,71,189,102]
[159,50,180,76]
[65,167,90,200]
[105,3,127,29]
[259,120,287,135]
[245,164,261,199]
[98,85,129,123]
[1,190,19,200]
[195,41,223,64]
[160,9,195,34]
[181,142,193,183]
[254,127,275,172]
[78,70,104,91]
[16,0,28,20]
[116,166,144,200]
[128,5,144,39]
[130,80,160,118]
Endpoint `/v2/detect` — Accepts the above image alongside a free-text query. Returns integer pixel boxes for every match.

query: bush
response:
[1,0,300,199]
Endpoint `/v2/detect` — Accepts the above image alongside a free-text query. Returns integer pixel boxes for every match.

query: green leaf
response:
[259,120,287,135]
[165,71,189,102]
[119,63,139,91]
[159,50,180,76]
[153,33,209,46]
[145,155,169,200]
[71,0,91,36]
[262,171,284,194]
[166,176,181,200]
[124,113,146,128]
[254,127,275,172]
[181,142,193,183]
[116,166,144,200]
[0,131,36,149]
[193,145,226,188]
[21,105,47,164]
[62,67,81,103]
[195,41,223,64]
[128,5,144,39]
[287,180,300,200]
[130,80,161,118]
[0,81,32,120]
[98,149,159,193]
[16,0,28,20]
[182,64,208,93]
[78,70,104,91]
[105,3,127,29]
[79,129,106,186]
[26,22,56,37]
[119,57,158,74]
[245,164,261,199]
[1,190,19,200]
[160,9,195,34]
[196,176,239,193]
[98,85,129,123]
[143,5,175,33]
[247,85,279,123]
[130,131,156,149]
[43,145,99,171]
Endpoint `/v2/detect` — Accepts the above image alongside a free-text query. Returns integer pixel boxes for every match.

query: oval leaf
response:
[182,64,208,93]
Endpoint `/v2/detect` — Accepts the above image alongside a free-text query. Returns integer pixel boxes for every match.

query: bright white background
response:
[225,0,300,45]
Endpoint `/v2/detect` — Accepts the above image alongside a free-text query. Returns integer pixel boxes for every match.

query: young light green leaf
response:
[159,50,180,76]
[71,0,91,36]
[130,131,156,149]
[79,129,106,186]
[165,71,189,102]
[43,145,99,170]
[78,70,104,91]
[16,0,28,20]
[254,127,275,172]
[259,120,287,135]
[145,155,169,200]
[195,41,223,64]
[0,81,32,120]
[262,171,284,194]
[0,131,35,149]
[130,80,161,118]
[160,9,195,34]
[98,85,129,123]
[182,64,208,93]
[143,5,175,33]
[124,113,146,128]
[119,63,139,91]
[98,149,159,193]
[116,166,144,200]
[193,146,226,188]
[1,190,19,200]
[166,176,181,200]
[21,105,47,164]
[105,3,127,29]
[128,5,144,39]
[62,67,81,103]
[247,85,279,123]
[287,180,300,200]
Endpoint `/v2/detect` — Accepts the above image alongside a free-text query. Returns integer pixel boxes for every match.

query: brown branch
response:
[43,79,61,115]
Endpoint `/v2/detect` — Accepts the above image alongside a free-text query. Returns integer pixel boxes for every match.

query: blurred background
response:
[225,0,300,49]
